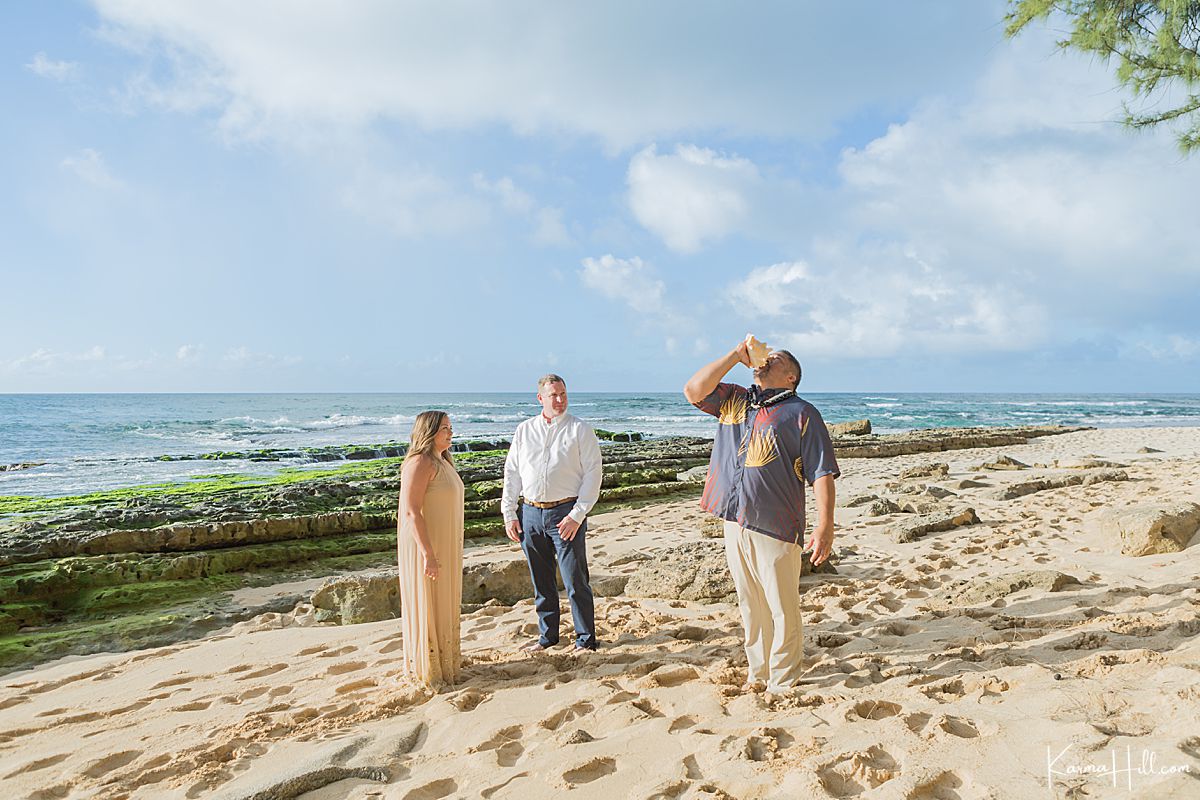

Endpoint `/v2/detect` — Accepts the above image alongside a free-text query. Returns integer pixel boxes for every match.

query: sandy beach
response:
[3,426,1199,799]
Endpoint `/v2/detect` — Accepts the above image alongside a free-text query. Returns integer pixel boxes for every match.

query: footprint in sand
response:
[325,660,367,676]
[335,678,378,695]
[402,778,458,799]
[560,756,617,787]
[880,621,920,637]
[744,727,795,762]
[172,700,212,712]
[296,645,327,656]
[317,645,358,658]
[128,647,182,663]
[377,639,404,654]
[816,745,899,797]
[902,712,932,734]
[934,715,981,738]
[539,701,595,730]
[848,700,903,721]
[631,697,666,719]
[471,724,525,767]
[907,770,965,800]
[236,663,288,680]
[26,781,72,800]
[12,668,108,695]
[2,753,70,779]
[150,676,194,690]
[80,750,142,778]
[640,664,700,688]
[35,707,71,718]
[447,688,492,712]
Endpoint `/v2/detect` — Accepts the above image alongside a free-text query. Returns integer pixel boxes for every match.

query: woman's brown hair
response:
[405,410,454,465]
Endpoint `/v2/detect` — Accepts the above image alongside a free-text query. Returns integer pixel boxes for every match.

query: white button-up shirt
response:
[501,412,603,524]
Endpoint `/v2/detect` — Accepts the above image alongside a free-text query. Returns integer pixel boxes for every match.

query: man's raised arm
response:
[684,340,753,405]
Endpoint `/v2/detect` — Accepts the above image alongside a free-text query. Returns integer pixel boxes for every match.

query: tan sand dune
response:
[3,427,1199,799]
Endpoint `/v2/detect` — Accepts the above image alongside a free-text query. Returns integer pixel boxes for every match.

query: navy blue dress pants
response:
[519,501,596,649]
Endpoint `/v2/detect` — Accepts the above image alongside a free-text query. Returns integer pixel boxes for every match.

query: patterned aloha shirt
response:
[691,383,840,545]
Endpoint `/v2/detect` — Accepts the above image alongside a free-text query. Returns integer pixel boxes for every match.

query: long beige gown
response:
[398,457,464,687]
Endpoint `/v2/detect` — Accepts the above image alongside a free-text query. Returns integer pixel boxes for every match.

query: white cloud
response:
[580,255,666,315]
[627,144,760,253]
[340,167,489,238]
[729,261,810,317]
[835,36,1200,291]
[532,207,573,247]
[88,2,996,147]
[7,345,108,371]
[25,52,77,81]
[176,344,202,360]
[731,248,1048,360]
[472,173,532,214]
[472,174,575,246]
[712,33,1200,359]
[222,346,302,366]
[1170,336,1200,360]
[1126,334,1200,362]
[60,149,124,189]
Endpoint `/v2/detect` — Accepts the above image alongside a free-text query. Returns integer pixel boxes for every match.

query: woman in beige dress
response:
[398,410,464,687]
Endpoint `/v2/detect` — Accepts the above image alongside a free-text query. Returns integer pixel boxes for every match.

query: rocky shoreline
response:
[0,424,1083,672]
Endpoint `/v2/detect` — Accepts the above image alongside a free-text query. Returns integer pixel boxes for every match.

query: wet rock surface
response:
[0,437,712,671]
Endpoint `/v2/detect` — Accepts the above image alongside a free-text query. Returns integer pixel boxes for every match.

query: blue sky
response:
[3,1,1198,393]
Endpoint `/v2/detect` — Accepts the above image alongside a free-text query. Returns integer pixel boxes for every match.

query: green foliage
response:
[1007,0,1200,153]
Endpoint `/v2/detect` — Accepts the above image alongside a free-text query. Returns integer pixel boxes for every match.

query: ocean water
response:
[2,392,1199,498]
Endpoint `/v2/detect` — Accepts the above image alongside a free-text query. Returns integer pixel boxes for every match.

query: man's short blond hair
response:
[538,374,566,392]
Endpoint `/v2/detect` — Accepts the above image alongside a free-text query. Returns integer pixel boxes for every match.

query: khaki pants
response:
[723,520,805,692]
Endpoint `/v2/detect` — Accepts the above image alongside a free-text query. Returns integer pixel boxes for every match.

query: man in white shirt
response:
[502,374,603,652]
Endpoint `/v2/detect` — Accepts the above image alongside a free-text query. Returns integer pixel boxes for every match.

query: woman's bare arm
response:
[400,455,440,579]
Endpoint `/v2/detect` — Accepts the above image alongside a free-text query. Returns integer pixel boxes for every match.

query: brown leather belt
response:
[524,496,578,509]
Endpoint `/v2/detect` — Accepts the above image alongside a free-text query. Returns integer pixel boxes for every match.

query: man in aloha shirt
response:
[684,340,839,694]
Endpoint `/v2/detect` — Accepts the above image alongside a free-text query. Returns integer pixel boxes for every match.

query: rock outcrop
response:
[311,571,401,624]
[937,570,1081,606]
[828,419,871,436]
[973,455,1030,471]
[892,508,980,543]
[991,469,1128,500]
[834,426,1083,459]
[1101,503,1200,556]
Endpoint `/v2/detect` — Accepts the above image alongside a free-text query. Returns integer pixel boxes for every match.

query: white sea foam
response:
[995,400,1150,407]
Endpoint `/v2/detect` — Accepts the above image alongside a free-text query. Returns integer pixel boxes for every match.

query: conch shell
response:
[744,334,771,368]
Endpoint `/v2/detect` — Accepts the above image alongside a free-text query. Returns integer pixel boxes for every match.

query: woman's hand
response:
[423,552,440,580]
